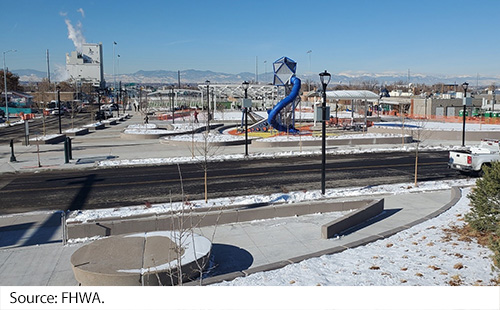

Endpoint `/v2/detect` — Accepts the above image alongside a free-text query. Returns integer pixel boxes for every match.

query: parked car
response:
[95,109,113,121]
[448,139,500,175]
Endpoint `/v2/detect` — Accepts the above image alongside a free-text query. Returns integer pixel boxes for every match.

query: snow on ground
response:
[259,133,405,142]
[64,127,86,133]
[29,134,62,141]
[126,123,157,129]
[214,186,498,286]
[97,143,461,168]
[166,132,245,142]
[83,122,103,127]
[67,178,474,224]
[211,110,360,121]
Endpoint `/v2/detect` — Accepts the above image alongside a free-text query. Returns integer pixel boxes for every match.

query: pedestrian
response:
[144,115,149,124]
[194,109,199,123]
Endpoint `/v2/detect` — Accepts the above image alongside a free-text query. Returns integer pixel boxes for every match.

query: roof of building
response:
[325,90,379,100]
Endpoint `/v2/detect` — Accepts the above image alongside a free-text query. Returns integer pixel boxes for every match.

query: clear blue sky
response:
[2,0,500,78]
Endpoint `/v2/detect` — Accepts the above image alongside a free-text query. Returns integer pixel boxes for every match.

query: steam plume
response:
[77,8,85,18]
[64,18,86,52]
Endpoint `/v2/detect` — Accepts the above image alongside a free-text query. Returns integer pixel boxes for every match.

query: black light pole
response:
[171,86,175,124]
[462,82,469,147]
[242,81,249,156]
[319,70,331,195]
[57,85,62,134]
[205,80,210,132]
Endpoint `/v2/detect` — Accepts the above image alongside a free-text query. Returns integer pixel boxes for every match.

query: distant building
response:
[66,43,105,88]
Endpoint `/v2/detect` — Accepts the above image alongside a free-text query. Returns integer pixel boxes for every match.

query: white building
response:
[66,43,105,88]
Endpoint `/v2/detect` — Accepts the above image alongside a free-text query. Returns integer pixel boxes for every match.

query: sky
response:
[2,0,500,78]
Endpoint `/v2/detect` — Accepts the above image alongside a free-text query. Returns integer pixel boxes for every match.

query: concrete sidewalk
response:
[0,188,460,286]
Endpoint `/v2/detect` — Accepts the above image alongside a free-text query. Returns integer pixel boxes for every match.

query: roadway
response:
[0,113,96,144]
[0,150,466,215]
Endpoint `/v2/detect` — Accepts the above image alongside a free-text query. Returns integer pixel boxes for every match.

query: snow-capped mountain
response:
[13,68,500,86]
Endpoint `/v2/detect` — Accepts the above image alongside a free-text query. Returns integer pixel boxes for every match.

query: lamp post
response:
[319,70,331,195]
[307,50,312,91]
[97,89,102,121]
[3,49,16,122]
[205,80,210,132]
[57,85,62,134]
[462,82,469,147]
[170,86,175,124]
[242,81,249,156]
[493,88,496,115]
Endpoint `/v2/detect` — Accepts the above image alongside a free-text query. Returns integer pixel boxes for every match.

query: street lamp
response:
[3,49,16,122]
[57,85,62,134]
[242,81,250,156]
[462,82,469,147]
[97,89,102,121]
[205,80,210,132]
[307,50,312,91]
[170,86,175,124]
[319,70,331,195]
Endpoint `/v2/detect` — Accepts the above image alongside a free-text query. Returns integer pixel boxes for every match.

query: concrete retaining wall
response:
[83,123,105,131]
[120,132,169,140]
[64,128,89,136]
[321,199,384,239]
[252,135,413,148]
[27,134,66,145]
[67,199,383,240]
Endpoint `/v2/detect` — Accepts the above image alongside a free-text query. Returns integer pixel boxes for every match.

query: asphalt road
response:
[0,113,95,144]
[0,150,467,214]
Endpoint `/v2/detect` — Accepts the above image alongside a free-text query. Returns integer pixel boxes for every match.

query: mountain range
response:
[13,68,500,88]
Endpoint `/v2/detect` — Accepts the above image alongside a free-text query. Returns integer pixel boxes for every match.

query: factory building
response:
[66,43,105,88]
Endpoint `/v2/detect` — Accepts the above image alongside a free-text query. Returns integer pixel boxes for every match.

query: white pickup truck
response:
[448,139,500,174]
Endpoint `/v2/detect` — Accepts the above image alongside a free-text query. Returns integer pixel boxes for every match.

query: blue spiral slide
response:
[267,76,301,133]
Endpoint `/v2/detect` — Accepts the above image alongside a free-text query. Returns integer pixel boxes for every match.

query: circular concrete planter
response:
[120,130,170,140]
[71,231,211,286]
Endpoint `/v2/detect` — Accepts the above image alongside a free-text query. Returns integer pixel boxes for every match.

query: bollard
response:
[9,139,17,162]
[64,137,69,164]
[67,137,73,160]
[61,211,67,246]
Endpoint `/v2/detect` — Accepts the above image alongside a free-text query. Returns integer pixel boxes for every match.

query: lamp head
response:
[205,80,210,86]
[462,82,469,91]
[242,81,249,91]
[319,70,331,87]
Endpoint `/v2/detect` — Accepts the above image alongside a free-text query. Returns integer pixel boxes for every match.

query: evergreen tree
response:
[466,162,500,233]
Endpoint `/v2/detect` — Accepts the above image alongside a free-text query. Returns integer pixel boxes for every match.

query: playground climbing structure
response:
[267,56,301,133]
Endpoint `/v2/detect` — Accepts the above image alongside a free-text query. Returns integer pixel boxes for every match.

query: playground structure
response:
[243,56,302,134]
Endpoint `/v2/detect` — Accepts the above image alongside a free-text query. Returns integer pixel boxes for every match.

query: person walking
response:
[144,115,149,124]
[194,109,199,123]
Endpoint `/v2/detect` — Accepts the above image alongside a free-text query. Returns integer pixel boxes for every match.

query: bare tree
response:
[405,117,431,187]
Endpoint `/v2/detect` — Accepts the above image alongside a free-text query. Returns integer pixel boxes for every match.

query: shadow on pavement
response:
[0,222,35,247]
[205,243,253,277]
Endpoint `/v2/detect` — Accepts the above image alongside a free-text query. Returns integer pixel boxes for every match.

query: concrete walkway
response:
[0,188,459,286]
[0,110,465,285]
